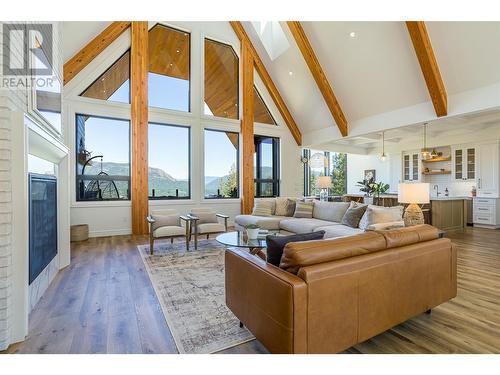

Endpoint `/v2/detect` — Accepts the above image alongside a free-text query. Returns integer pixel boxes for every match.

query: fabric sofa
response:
[225,224,457,353]
[234,199,403,238]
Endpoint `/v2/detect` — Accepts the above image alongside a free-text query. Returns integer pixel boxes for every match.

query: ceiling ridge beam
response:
[229,21,302,145]
[406,21,447,117]
[287,21,348,137]
[64,21,131,85]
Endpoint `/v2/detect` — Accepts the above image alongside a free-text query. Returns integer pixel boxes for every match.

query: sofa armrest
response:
[365,220,405,231]
[225,248,308,353]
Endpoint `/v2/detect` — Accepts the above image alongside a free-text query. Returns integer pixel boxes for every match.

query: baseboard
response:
[88,228,132,237]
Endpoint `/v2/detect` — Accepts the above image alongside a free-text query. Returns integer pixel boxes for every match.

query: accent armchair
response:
[146,209,191,254]
[188,207,229,250]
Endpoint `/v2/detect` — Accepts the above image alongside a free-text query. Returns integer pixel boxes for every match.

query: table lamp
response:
[318,176,331,202]
[398,183,430,226]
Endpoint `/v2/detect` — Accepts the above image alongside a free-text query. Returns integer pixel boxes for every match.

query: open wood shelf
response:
[422,170,452,175]
[422,156,451,163]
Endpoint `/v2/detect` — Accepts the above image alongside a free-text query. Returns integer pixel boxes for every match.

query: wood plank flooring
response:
[3,227,500,354]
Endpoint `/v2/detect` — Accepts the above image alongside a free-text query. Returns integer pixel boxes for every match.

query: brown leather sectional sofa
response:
[225,225,457,353]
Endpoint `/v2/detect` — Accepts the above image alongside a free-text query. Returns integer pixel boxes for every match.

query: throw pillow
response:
[191,212,217,224]
[312,201,350,222]
[252,200,274,216]
[274,197,289,216]
[293,201,314,218]
[151,215,179,232]
[266,231,326,267]
[285,199,297,217]
[365,205,404,228]
[341,204,368,228]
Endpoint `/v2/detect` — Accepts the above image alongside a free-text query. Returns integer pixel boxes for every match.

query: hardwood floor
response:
[4,227,500,354]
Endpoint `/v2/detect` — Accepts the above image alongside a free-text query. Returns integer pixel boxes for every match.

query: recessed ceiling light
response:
[288,71,293,76]
[349,31,357,38]
[176,49,180,53]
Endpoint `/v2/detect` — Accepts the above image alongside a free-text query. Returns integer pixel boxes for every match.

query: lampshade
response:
[398,183,430,204]
[318,176,331,189]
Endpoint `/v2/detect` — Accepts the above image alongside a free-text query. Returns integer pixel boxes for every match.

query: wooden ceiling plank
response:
[230,21,302,145]
[287,21,348,137]
[406,21,447,117]
[64,21,131,85]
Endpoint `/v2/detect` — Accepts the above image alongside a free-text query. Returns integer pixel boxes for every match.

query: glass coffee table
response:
[216,231,273,260]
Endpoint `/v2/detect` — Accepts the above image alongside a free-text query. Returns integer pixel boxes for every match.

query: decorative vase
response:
[363,196,374,205]
[246,228,260,240]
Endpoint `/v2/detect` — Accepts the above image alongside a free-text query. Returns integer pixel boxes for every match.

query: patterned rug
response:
[137,239,254,354]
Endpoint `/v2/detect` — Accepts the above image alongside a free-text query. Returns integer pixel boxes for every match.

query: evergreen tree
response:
[219,163,238,197]
[330,153,347,196]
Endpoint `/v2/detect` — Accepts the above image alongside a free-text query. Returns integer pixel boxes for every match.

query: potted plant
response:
[370,181,390,206]
[245,224,260,240]
[356,177,375,204]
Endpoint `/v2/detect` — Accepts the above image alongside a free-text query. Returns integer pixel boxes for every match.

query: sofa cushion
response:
[279,218,338,234]
[286,199,297,217]
[234,214,286,230]
[375,224,439,249]
[279,231,387,274]
[252,200,275,216]
[293,201,314,218]
[266,231,325,267]
[314,224,364,239]
[313,201,350,222]
[341,203,368,228]
[274,197,289,216]
[359,205,404,230]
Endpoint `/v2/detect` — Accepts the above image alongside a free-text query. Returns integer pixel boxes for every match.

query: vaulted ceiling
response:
[62,21,500,146]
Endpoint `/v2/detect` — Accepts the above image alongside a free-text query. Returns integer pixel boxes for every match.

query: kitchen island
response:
[431,197,473,231]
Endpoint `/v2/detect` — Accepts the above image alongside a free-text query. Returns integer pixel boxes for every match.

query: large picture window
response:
[204,39,239,119]
[148,24,190,112]
[75,115,130,201]
[148,123,190,199]
[204,129,239,198]
[254,135,280,197]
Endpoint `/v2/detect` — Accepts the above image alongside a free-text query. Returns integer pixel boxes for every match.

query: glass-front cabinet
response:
[452,145,476,181]
[402,150,421,182]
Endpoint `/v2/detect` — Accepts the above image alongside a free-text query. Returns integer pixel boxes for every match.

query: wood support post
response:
[131,21,149,235]
[241,39,255,215]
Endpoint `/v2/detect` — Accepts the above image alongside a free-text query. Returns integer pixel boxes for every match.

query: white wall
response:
[346,154,395,194]
[66,21,303,237]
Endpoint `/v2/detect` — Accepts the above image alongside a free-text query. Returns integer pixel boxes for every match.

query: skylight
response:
[251,21,290,61]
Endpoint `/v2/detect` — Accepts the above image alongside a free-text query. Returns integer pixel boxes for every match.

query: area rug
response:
[137,239,254,354]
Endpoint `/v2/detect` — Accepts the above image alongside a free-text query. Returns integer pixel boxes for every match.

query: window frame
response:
[203,128,240,200]
[147,23,192,114]
[75,113,131,202]
[148,121,192,201]
[254,135,280,198]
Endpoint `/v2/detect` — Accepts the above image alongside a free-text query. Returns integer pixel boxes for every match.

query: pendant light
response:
[380,131,387,161]
[421,123,431,160]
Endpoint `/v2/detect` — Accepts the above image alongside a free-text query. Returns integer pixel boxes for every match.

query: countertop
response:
[430,196,473,201]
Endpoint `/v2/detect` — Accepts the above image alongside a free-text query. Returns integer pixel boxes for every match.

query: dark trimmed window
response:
[148,123,190,199]
[254,135,280,197]
[75,114,130,201]
[204,129,239,199]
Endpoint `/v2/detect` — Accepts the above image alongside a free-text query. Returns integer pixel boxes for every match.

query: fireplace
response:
[29,173,58,284]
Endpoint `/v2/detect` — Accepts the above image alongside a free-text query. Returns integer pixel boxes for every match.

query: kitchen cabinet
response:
[431,199,465,231]
[452,145,476,181]
[473,197,500,229]
[476,141,499,198]
[402,150,421,182]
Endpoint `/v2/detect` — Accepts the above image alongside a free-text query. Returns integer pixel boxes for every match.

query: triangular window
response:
[80,50,130,104]
[254,86,277,125]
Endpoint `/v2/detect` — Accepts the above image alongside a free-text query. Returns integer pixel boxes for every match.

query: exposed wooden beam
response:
[131,21,149,235]
[287,21,348,137]
[230,21,302,145]
[64,21,131,85]
[241,39,255,215]
[406,21,447,117]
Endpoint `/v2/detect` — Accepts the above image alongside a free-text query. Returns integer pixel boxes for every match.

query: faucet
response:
[433,185,441,196]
